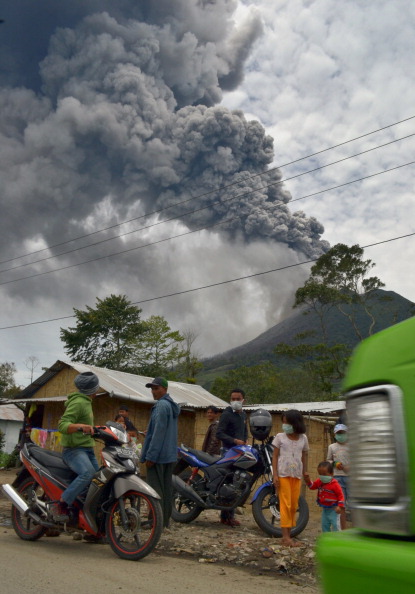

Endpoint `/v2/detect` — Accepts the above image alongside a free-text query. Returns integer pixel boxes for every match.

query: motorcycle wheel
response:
[11,476,47,541]
[171,469,204,523]
[106,490,163,561]
[252,485,309,538]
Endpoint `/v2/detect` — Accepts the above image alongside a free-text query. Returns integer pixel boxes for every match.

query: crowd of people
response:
[56,372,349,544]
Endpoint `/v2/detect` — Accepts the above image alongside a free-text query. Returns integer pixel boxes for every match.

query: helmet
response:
[249,409,272,441]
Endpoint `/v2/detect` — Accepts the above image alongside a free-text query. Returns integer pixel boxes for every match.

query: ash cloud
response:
[0,1,328,361]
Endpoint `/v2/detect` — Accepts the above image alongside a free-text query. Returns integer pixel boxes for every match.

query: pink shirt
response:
[272,432,309,479]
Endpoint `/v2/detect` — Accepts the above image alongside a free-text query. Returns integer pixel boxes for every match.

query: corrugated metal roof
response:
[13,360,229,409]
[0,403,24,422]
[244,402,345,414]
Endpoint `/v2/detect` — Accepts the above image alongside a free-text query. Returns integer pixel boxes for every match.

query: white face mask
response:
[230,400,243,411]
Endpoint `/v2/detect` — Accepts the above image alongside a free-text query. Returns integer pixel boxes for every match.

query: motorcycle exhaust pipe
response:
[2,484,29,515]
[172,475,206,507]
[1,484,56,528]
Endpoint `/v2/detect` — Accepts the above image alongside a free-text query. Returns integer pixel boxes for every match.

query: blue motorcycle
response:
[172,410,309,538]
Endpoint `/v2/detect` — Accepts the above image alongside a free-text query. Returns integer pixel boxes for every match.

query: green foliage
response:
[0,362,19,398]
[295,243,385,340]
[275,337,350,398]
[0,449,19,469]
[132,315,186,377]
[60,295,146,371]
[0,429,5,451]
[210,362,324,404]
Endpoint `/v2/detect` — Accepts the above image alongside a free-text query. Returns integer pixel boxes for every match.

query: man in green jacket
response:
[56,372,100,519]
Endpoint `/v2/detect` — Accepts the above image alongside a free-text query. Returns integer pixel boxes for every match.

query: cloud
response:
[0,1,329,383]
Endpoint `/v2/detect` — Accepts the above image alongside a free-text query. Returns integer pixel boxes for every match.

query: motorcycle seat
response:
[27,444,77,481]
[186,447,221,465]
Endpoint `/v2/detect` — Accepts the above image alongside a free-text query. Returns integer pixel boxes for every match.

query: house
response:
[0,403,24,453]
[9,360,229,456]
[3,361,346,509]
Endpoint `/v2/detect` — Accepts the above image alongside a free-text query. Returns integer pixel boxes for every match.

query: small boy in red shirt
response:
[304,461,345,532]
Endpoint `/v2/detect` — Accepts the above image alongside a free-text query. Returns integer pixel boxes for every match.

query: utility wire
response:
[1,114,414,266]
[1,136,414,279]
[0,230,414,331]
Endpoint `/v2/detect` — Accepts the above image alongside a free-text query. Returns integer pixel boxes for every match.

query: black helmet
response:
[249,408,272,441]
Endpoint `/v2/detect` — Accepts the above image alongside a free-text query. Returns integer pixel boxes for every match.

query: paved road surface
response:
[0,529,319,594]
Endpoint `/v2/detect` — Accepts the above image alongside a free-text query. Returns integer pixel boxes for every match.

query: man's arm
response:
[143,402,169,465]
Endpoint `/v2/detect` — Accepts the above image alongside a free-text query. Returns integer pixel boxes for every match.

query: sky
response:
[1,0,414,387]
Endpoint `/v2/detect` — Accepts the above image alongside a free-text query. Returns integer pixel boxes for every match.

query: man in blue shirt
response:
[141,377,180,528]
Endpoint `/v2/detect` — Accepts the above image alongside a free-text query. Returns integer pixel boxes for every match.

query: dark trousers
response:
[146,462,175,527]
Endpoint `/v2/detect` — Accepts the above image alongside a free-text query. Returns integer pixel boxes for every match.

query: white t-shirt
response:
[272,432,309,479]
[327,442,349,476]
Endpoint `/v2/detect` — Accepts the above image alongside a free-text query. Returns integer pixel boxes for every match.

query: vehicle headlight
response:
[346,385,411,535]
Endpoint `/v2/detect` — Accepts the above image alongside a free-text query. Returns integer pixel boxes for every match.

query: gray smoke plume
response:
[0,1,328,360]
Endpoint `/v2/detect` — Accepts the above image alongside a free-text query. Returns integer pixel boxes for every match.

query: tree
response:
[274,244,385,397]
[0,362,19,398]
[175,327,203,382]
[275,334,350,398]
[60,295,146,371]
[132,315,186,377]
[295,243,385,340]
[210,362,323,404]
[24,356,40,383]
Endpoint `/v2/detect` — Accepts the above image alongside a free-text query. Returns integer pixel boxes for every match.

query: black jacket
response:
[216,406,248,450]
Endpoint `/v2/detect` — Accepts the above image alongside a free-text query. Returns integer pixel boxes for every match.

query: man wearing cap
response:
[327,423,350,530]
[141,377,180,528]
[56,371,100,520]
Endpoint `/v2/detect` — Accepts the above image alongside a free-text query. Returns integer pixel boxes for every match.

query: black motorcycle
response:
[2,422,163,560]
[172,410,309,538]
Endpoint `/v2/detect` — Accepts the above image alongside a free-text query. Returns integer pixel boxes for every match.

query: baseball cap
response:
[145,377,168,389]
[334,423,348,433]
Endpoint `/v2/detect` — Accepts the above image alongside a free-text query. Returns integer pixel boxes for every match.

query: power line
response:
[1,136,414,280]
[1,114,414,267]
[0,230,414,331]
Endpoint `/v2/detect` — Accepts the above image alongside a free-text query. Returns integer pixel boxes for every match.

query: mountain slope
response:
[201,290,414,373]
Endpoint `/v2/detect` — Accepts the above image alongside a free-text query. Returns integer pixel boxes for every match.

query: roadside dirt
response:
[0,468,323,590]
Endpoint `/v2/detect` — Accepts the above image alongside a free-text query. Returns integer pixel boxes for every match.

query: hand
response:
[336,462,344,471]
[234,439,245,446]
[145,460,155,468]
[335,506,342,514]
[303,472,310,482]
[273,476,279,490]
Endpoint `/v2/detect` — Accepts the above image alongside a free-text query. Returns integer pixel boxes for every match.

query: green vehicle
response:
[317,316,415,593]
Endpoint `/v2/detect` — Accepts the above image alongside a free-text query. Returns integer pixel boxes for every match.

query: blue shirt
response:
[141,393,180,464]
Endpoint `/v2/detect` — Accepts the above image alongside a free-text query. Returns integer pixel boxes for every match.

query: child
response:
[304,461,345,532]
[327,423,349,529]
[272,409,309,547]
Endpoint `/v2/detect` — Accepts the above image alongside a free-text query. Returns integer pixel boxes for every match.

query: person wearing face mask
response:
[216,389,248,526]
[272,409,309,547]
[327,423,350,529]
[303,461,345,533]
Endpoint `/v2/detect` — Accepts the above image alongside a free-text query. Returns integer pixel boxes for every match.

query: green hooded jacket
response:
[58,392,95,448]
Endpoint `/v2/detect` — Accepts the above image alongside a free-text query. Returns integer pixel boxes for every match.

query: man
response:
[202,405,221,456]
[141,377,180,528]
[216,388,248,527]
[117,405,138,438]
[56,371,100,521]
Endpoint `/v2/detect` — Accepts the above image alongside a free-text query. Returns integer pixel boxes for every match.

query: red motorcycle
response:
[1,422,163,561]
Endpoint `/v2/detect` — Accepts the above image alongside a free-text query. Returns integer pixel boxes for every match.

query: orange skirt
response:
[278,477,301,528]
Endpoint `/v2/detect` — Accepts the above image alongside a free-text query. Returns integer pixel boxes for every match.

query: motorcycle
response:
[172,410,309,538]
[1,422,163,561]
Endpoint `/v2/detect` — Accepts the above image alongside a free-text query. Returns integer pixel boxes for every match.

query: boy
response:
[304,461,345,533]
[327,423,349,529]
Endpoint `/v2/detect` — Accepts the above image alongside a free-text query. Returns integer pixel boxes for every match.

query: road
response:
[0,529,319,594]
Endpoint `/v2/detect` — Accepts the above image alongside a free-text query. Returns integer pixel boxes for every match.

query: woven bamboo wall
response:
[28,367,336,511]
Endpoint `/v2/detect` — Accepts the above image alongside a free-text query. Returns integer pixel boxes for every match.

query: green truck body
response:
[317,316,415,593]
